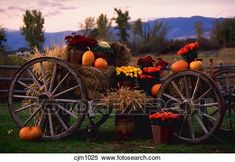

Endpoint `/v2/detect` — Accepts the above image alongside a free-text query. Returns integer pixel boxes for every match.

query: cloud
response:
[7,6,25,12]
[44,10,62,17]
[0,9,5,13]
[59,6,76,10]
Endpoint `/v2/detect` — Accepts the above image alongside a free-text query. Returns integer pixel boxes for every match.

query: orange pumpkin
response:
[171,60,188,73]
[151,84,162,96]
[94,58,108,69]
[190,60,203,71]
[19,126,42,141]
[82,47,95,66]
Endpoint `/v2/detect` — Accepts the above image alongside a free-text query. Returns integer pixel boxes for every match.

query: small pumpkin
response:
[19,126,42,141]
[171,60,188,73]
[94,58,108,69]
[151,84,162,97]
[82,47,95,66]
[190,60,203,71]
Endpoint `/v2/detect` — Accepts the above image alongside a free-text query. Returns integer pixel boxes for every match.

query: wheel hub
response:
[39,93,58,113]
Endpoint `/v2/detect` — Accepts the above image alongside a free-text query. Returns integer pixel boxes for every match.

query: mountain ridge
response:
[5,16,223,50]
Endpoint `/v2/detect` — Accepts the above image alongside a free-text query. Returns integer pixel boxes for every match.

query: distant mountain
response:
[6,16,224,50]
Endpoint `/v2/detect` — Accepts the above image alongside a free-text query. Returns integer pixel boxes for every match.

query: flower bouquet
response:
[115,66,142,88]
[149,111,179,144]
[177,42,199,63]
[138,66,162,95]
[65,33,114,64]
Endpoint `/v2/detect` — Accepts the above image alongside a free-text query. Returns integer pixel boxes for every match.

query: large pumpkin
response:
[94,58,108,69]
[19,126,42,141]
[82,47,95,66]
[171,60,188,73]
[190,60,203,71]
[151,84,161,97]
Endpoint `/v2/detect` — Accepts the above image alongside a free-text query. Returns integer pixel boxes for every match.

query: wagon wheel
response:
[80,98,113,131]
[213,68,235,131]
[156,70,225,143]
[8,57,89,140]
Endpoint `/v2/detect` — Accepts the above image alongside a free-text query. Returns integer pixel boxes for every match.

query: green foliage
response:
[0,26,7,64]
[132,18,143,49]
[194,21,204,40]
[0,54,25,65]
[20,10,45,50]
[79,17,96,37]
[96,14,112,40]
[211,18,235,47]
[114,8,130,43]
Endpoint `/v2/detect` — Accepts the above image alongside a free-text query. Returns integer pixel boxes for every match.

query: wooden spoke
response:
[49,63,57,93]
[184,76,190,98]
[162,106,181,112]
[187,115,195,139]
[199,111,216,121]
[195,88,212,102]
[52,72,70,94]
[178,114,187,136]
[191,78,200,101]
[48,112,54,136]
[38,112,45,127]
[22,105,42,127]
[13,95,38,100]
[15,103,38,113]
[194,102,218,107]
[97,109,105,115]
[40,62,48,92]
[171,81,186,100]
[55,111,69,130]
[216,81,223,91]
[17,80,40,95]
[163,93,182,103]
[195,115,208,134]
[57,104,78,119]
[54,85,79,98]
[27,69,41,88]
[225,75,230,91]
[54,98,84,103]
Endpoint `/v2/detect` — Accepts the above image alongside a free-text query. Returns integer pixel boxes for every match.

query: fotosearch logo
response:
[38,97,215,116]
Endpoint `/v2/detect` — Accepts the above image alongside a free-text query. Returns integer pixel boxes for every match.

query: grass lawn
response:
[0,102,235,153]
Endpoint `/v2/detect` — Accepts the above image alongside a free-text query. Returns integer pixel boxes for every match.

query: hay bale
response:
[109,41,131,66]
[75,65,116,99]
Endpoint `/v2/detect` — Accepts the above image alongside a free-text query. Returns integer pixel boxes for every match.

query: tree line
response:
[1,8,235,63]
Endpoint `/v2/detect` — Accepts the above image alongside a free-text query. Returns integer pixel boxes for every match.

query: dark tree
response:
[20,10,45,50]
[114,8,130,43]
[96,14,112,40]
[0,26,7,64]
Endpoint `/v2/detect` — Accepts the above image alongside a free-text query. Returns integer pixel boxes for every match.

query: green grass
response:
[0,54,26,65]
[1,102,235,153]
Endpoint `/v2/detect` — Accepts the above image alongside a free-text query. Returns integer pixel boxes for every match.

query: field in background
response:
[130,48,235,66]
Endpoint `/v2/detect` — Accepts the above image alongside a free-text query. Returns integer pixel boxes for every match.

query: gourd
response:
[151,84,162,97]
[190,60,203,71]
[171,60,188,73]
[19,126,42,141]
[82,47,95,66]
[94,58,108,69]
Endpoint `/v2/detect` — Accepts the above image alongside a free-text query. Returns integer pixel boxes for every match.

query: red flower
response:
[177,42,199,56]
[149,111,180,121]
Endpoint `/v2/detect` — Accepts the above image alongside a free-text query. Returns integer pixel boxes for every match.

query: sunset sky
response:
[0,0,234,32]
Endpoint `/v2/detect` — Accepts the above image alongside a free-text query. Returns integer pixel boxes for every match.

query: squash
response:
[171,60,188,73]
[190,60,203,71]
[151,84,161,97]
[94,58,108,69]
[82,47,95,66]
[19,126,42,141]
